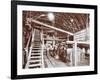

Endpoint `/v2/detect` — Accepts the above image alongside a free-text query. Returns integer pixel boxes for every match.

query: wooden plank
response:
[66,41,89,44]
[29,18,73,35]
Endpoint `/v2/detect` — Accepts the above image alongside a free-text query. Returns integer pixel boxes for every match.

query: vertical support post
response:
[72,42,77,66]
[72,34,78,66]
[74,42,78,66]
[53,35,55,47]
[69,48,73,66]
[81,48,85,62]
[67,35,69,41]
[41,29,44,68]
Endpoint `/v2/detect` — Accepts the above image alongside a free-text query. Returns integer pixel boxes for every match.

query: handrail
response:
[25,31,32,51]
[25,29,35,68]
[24,31,32,59]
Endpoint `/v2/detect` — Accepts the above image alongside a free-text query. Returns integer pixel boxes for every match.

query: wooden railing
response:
[24,31,32,62]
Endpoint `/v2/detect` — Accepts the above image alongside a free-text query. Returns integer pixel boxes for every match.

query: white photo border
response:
[17,5,94,75]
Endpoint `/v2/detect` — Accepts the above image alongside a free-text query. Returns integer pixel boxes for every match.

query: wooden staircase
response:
[26,29,44,69]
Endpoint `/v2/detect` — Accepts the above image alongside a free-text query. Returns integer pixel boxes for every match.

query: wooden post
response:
[74,42,78,66]
[41,29,44,68]
[72,42,77,66]
[72,34,78,66]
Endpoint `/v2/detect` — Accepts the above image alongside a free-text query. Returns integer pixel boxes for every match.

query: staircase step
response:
[30,56,41,60]
[29,59,41,62]
[31,56,41,58]
[32,50,41,52]
[31,50,41,53]
[31,54,41,57]
[32,49,41,50]
[32,47,41,48]
[32,48,41,50]
[29,66,41,68]
[29,62,41,65]
[31,52,41,54]
[33,44,41,46]
[28,63,41,67]
[34,43,41,44]
[34,45,41,47]
[31,53,40,55]
[34,42,41,45]
[32,42,40,44]
[33,46,41,48]
[31,53,41,55]
[34,43,41,45]
[30,58,40,60]
[34,35,40,36]
[34,40,41,41]
[34,42,41,43]
[34,38,41,40]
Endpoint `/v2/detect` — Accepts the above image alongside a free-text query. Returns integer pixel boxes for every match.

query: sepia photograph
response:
[11,1,97,79]
[22,11,90,69]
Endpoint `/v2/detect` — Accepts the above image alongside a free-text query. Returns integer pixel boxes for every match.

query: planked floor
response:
[44,53,71,68]
[44,51,89,68]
